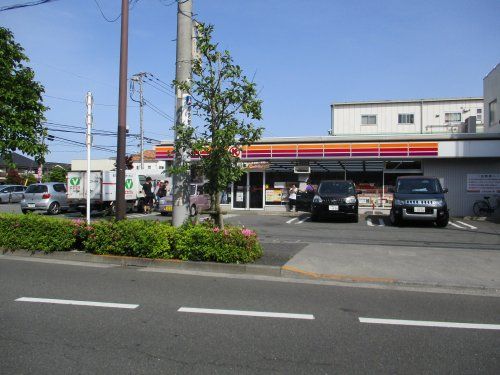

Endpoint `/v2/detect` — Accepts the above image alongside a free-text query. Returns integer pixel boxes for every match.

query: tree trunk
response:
[214,191,224,229]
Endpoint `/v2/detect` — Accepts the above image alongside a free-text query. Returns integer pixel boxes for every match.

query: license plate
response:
[164,206,172,212]
[27,203,35,208]
[329,205,339,211]
[414,207,425,213]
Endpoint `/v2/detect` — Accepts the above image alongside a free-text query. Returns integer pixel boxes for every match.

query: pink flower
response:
[213,227,220,233]
[224,230,229,236]
[241,229,254,237]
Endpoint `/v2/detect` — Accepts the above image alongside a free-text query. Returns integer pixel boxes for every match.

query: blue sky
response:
[1,0,499,163]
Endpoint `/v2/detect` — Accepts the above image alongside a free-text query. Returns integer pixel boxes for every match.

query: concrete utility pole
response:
[85,91,93,225]
[172,0,193,227]
[131,73,146,170]
[115,0,129,221]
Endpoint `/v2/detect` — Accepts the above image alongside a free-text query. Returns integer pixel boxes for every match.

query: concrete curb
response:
[2,250,499,295]
[0,250,282,278]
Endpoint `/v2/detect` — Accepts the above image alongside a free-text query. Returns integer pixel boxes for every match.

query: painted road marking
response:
[15,297,139,309]
[178,307,315,320]
[448,221,466,229]
[359,317,500,330]
[286,217,298,224]
[455,220,477,230]
[297,217,310,224]
[378,218,385,226]
[366,218,375,226]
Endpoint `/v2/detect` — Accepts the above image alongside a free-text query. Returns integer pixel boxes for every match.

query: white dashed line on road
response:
[286,217,298,224]
[296,217,310,224]
[455,220,477,230]
[15,297,139,309]
[178,307,315,320]
[359,317,500,330]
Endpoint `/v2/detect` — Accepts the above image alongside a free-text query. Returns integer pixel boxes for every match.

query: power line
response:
[144,98,174,121]
[93,0,140,23]
[0,0,59,12]
[44,94,138,108]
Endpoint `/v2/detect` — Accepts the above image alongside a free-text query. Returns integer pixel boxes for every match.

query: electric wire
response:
[0,0,59,12]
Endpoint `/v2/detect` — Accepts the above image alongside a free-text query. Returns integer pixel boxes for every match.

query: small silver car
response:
[20,182,69,215]
[0,185,26,203]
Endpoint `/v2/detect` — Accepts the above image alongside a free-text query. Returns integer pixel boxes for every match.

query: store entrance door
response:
[249,172,264,209]
[231,172,264,210]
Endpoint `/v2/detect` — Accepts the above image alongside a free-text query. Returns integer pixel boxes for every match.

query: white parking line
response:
[366,218,375,226]
[15,297,139,309]
[178,307,314,320]
[378,218,385,226]
[359,317,500,330]
[448,221,466,229]
[296,217,310,224]
[455,220,478,230]
[286,217,298,224]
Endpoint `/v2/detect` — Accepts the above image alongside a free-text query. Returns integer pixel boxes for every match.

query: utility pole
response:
[85,91,93,225]
[172,0,193,227]
[115,0,129,221]
[131,73,146,170]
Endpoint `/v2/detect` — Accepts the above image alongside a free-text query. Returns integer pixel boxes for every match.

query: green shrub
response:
[83,220,176,259]
[0,213,76,252]
[0,214,262,263]
[174,225,262,263]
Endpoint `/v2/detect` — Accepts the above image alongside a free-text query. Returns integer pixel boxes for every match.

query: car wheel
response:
[48,202,61,215]
[190,204,198,217]
[389,210,401,226]
[352,215,359,223]
[22,209,29,214]
[436,214,449,228]
[310,213,319,222]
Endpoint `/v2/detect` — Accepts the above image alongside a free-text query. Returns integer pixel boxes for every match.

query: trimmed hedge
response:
[0,214,262,263]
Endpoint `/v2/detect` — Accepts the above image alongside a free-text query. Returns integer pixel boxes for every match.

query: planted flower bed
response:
[0,213,262,264]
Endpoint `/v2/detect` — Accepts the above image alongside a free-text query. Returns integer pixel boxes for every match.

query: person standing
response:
[142,177,154,214]
[288,184,298,212]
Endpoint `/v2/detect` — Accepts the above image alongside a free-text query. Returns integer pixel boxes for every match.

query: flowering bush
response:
[0,214,262,263]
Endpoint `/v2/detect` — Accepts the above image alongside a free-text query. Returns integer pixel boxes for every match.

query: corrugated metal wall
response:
[422,158,500,217]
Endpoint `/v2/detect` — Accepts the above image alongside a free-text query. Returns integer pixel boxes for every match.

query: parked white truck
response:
[67,171,145,214]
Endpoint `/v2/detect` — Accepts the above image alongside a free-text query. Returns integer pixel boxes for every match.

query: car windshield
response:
[396,178,442,194]
[0,187,11,193]
[25,185,48,194]
[318,181,355,195]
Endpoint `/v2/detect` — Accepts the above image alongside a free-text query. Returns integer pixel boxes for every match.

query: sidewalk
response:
[282,243,500,290]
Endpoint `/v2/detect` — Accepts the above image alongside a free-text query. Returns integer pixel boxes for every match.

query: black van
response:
[389,176,449,227]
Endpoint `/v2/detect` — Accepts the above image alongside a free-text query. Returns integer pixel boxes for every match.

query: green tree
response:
[47,166,67,183]
[21,172,37,185]
[0,27,48,165]
[174,23,263,228]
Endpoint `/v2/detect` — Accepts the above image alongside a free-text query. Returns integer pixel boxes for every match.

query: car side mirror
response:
[387,187,395,193]
[443,188,448,193]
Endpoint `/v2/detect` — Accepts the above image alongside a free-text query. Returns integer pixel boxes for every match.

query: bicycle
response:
[472,196,499,216]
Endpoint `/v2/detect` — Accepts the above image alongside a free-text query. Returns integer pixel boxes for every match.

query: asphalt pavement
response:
[1,258,499,374]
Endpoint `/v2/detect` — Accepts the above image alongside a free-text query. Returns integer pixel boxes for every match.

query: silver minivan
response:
[0,185,26,203]
[20,182,69,215]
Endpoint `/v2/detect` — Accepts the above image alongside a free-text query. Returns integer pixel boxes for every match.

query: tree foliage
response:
[0,27,48,166]
[5,169,23,185]
[174,23,263,228]
[47,166,67,183]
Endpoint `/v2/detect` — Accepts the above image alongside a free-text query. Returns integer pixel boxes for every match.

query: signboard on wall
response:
[236,191,244,202]
[466,174,500,193]
[265,189,282,203]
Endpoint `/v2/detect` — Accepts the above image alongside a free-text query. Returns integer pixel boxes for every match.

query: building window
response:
[477,108,482,123]
[489,100,497,127]
[159,166,164,170]
[398,113,414,124]
[444,112,461,123]
[361,115,377,125]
